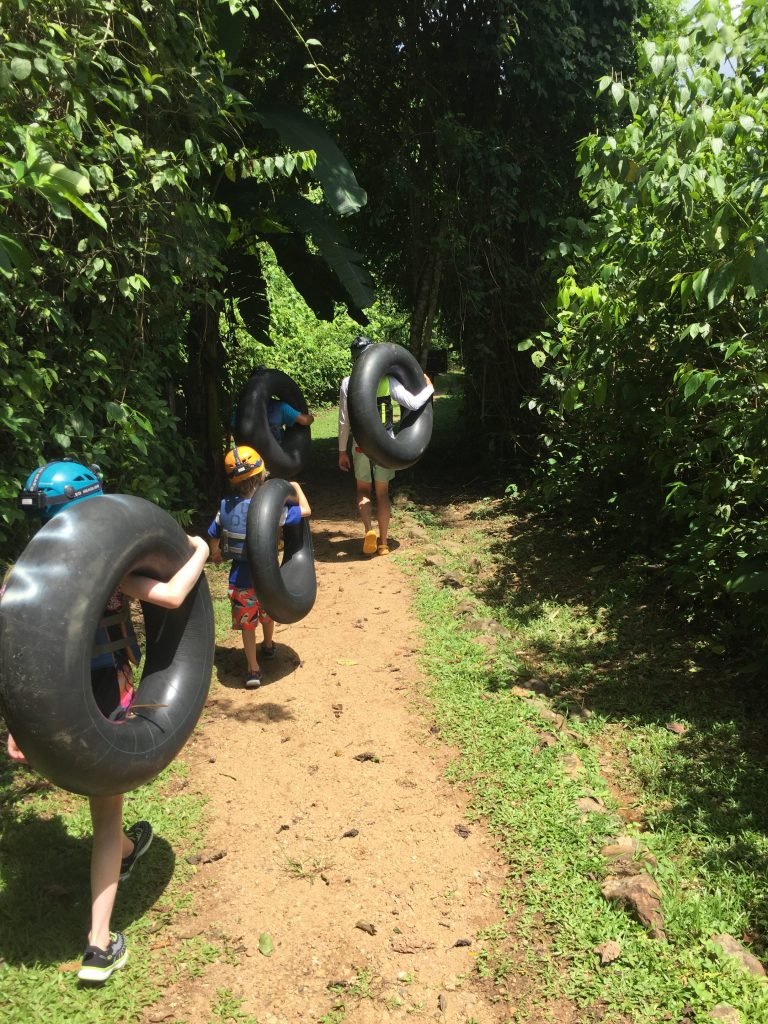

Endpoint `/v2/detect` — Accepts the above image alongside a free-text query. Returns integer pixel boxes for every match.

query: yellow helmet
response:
[224,445,264,481]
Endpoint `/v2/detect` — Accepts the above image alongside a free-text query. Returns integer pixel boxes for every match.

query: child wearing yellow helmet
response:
[208,446,310,688]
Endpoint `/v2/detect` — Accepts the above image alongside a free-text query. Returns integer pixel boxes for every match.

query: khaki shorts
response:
[353,445,395,484]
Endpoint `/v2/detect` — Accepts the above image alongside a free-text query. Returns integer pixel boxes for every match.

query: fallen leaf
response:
[337,658,358,666]
[438,993,447,1012]
[454,824,471,839]
[356,920,377,935]
[342,828,359,838]
[391,937,436,953]
[602,873,666,939]
[576,796,607,814]
[452,938,472,948]
[593,940,621,964]
[258,932,274,957]
[354,751,380,763]
[665,722,687,735]
[42,883,71,898]
[201,849,227,864]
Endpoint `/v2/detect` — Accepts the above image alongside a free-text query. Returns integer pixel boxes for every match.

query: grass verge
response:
[396,442,768,1022]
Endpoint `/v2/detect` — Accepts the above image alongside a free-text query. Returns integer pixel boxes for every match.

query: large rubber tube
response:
[246,479,316,624]
[235,368,311,477]
[0,495,214,797]
[347,342,433,470]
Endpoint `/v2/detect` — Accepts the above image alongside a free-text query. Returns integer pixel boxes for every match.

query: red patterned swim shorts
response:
[228,586,271,631]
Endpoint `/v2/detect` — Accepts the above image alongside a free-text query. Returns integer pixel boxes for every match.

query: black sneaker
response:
[260,643,277,661]
[120,820,153,881]
[245,671,262,690]
[78,931,128,983]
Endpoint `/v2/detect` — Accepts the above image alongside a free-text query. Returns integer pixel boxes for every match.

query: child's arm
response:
[296,411,315,427]
[208,535,223,564]
[121,535,209,609]
[287,482,311,518]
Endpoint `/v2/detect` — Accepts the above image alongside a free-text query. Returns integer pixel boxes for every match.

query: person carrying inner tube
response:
[338,335,434,556]
[5,459,210,984]
[230,367,315,447]
[268,396,315,445]
[207,446,310,689]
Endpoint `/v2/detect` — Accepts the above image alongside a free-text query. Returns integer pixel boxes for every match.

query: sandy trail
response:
[145,475,513,1024]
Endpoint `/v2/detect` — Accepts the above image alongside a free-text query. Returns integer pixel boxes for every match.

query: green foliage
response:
[398,478,768,1022]
[298,0,661,429]
[526,0,768,645]
[0,1,373,559]
[223,246,410,408]
[0,0,249,555]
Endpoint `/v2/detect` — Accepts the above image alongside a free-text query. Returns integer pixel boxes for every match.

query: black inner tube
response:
[347,343,433,470]
[246,479,316,624]
[235,368,311,477]
[0,495,214,796]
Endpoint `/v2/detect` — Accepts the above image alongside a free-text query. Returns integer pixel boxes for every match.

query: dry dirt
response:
[142,477,551,1024]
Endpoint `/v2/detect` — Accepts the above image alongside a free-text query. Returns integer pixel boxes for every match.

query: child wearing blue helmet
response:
[5,459,209,983]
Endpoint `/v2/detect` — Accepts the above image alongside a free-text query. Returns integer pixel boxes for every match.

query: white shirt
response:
[338,375,434,451]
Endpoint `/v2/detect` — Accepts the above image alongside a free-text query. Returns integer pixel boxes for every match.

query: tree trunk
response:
[417,248,443,368]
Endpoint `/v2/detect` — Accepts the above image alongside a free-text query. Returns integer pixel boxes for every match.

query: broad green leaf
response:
[0,232,31,274]
[610,82,625,104]
[683,372,705,399]
[10,58,32,80]
[691,269,710,301]
[597,76,613,96]
[725,571,768,594]
[749,244,768,293]
[272,195,374,313]
[258,933,274,956]
[531,351,546,369]
[257,103,366,216]
[47,163,92,196]
[706,263,736,308]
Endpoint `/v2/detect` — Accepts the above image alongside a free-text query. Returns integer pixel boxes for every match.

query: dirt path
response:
[145,476,513,1024]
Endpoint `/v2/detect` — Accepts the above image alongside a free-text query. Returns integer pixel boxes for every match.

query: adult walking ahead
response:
[338,335,434,556]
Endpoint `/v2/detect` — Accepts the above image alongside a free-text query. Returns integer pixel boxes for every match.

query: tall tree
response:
[256,0,666,450]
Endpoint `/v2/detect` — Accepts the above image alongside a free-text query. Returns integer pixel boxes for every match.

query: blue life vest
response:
[219,496,251,561]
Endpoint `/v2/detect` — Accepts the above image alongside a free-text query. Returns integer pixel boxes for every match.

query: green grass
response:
[0,565,235,1022]
[0,756,209,1023]
[392,406,768,1022]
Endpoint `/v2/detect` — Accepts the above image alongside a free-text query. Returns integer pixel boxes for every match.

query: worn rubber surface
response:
[347,342,433,470]
[246,479,316,624]
[235,368,311,477]
[0,495,214,796]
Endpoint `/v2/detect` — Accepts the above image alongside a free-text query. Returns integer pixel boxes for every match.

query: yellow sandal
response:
[362,529,377,555]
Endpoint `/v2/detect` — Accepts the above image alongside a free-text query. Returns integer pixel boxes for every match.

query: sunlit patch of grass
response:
[0,751,209,1024]
[396,493,768,1023]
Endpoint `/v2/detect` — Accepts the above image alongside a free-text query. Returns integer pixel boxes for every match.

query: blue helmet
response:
[19,460,103,519]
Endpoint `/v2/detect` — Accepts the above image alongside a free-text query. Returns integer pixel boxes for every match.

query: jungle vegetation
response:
[3,0,767,648]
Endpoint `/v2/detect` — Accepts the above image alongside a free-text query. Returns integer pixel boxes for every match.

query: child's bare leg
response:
[262,618,275,648]
[242,629,259,674]
[355,480,373,533]
[88,794,129,949]
[374,480,391,546]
